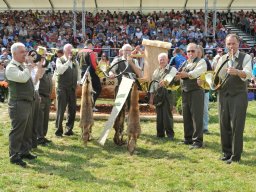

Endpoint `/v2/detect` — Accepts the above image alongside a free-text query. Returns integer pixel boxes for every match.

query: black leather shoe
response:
[226,158,240,164]
[10,158,27,168]
[44,138,52,143]
[220,155,231,161]
[55,132,63,137]
[20,153,37,160]
[168,136,174,141]
[64,130,74,136]
[189,143,202,150]
[37,138,47,146]
[203,130,210,135]
[179,140,193,145]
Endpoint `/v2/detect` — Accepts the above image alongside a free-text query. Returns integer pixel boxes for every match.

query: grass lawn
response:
[0,101,256,192]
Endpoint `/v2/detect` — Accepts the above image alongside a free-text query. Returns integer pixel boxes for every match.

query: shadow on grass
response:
[29,142,134,189]
[140,133,174,145]
[30,158,134,188]
[135,146,190,161]
[203,140,221,154]
[209,114,219,124]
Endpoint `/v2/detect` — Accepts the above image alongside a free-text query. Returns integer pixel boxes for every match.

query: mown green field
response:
[0,101,256,192]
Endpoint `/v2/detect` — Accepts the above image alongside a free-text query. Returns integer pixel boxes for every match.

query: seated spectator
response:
[96,52,110,78]
[0,60,5,81]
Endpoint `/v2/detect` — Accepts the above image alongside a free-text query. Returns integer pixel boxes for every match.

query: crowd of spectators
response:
[0,9,255,63]
[230,10,256,37]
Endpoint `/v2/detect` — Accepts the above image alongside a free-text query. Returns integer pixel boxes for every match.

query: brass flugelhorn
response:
[198,71,214,90]
[49,48,58,55]
[205,51,232,91]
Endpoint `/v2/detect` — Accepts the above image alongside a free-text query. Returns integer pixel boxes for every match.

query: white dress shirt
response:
[216,51,252,81]
[186,58,207,79]
[5,59,31,83]
[55,55,81,82]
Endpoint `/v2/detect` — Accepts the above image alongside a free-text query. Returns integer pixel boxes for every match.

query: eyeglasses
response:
[187,50,196,53]
[217,51,223,53]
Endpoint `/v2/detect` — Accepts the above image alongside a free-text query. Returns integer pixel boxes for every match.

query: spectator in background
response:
[212,47,224,70]
[169,47,186,69]
[197,45,212,135]
[0,48,11,61]
[0,60,5,80]
[96,52,110,78]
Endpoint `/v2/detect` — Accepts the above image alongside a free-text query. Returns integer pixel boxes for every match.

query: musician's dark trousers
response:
[218,92,248,161]
[37,96,51,139]
[31,92,40,148]
[55,88,76,135]
[9,100,33,158]
[155,90,174,138]
[182,89,204,146]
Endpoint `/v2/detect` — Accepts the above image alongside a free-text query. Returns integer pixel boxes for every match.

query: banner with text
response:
[98,76,134,146]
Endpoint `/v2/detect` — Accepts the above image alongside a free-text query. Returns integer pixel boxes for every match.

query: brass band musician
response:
[149,53,177,140]
[216,34,252,164]
[176,43,207,149]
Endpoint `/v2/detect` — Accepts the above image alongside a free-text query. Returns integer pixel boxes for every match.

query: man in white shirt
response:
[109,44,142,145]
[149,53,177,140]
[55,43,81,137]
[176,43,207,149]
[216,34,252,164]
[5,42,37,167]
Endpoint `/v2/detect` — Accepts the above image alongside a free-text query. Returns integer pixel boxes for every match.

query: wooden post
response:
[142,39,172,81]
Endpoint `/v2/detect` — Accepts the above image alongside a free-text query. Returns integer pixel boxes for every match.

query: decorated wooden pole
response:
[142,39,172,81]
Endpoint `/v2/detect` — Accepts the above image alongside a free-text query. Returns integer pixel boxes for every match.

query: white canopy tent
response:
[0,0,255,11]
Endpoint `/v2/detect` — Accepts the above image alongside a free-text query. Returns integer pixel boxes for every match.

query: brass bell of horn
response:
[199,71,214,90]
[37,46,46,56]
[28,50,41,63]
[45,53,54,61]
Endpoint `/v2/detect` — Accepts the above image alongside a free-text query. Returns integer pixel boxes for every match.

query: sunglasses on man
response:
[187,50,196,53]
